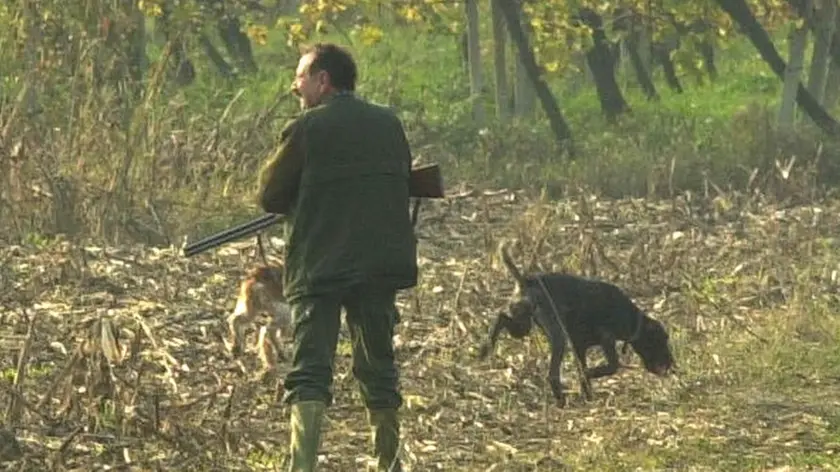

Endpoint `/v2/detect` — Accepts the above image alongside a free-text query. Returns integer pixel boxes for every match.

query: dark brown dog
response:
[224,264,291,372]
[478,241,675,403]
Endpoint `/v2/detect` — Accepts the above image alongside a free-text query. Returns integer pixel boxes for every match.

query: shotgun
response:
[182,163,444,258]
[182,213,282,258]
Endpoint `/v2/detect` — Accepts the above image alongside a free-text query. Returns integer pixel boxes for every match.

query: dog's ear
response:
[522,283,539,298]
[520,286,542,309]
[508,298,532,315]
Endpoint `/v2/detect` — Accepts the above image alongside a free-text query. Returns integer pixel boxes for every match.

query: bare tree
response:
[496,0,575,154]
[465,0,485,126]
[716,0,840,135]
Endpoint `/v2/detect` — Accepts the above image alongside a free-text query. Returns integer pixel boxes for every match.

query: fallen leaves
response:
[0,190,839,469]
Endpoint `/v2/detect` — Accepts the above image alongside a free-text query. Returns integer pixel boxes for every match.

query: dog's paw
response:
[258,368,278,385]
[552,391,567,408]
[549,379,570,406]
[223,338,243,357]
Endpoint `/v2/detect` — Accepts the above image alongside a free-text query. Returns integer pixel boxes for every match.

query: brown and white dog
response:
[224,264,292,372]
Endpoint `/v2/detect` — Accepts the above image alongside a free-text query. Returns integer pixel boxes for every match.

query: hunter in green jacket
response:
[257,43,416,472]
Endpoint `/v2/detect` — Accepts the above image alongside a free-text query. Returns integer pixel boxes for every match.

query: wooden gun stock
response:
[409,163,445,198]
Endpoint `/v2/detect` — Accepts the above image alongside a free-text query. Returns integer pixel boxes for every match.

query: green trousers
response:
[282,284,403,410]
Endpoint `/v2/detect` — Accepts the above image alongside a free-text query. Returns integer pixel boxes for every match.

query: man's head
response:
[292,43,357,110]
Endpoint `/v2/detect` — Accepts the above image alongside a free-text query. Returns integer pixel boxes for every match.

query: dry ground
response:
[2,188,840,471]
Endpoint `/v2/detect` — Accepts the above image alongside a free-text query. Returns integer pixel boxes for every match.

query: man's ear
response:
[315,70,330,89]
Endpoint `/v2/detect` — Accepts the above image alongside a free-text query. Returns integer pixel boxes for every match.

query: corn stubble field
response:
[2,182,840,471]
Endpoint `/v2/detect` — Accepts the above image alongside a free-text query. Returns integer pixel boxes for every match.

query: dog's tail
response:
[498,240,527,287]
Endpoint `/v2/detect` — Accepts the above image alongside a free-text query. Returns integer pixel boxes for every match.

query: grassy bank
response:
[1,20,838,244]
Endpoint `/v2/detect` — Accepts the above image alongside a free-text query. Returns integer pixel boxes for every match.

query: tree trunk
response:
[824,14,840,109]
[275,0,300,16]
[627,32,659,100]
[779,19,810,128]
[806,0,837,105]
[197,0,258,74]
[108,0,148,126]
[491,0,511,122]
[126,1,147,87]
[689,19,718,83]
[99,1,147,96]
[465,0,485,126]
[716,0,840,135]
[577,8,630,122]
[22,0,40,115]
[698,40,718,81]
[514,50,537,116]
[497,0,575,153]
[199,35,236,78]
[158,0,196,86]
[825,56,840,110]
[217,16,258,74]
[653,43,684,93]
[513,3,536,117]
[459,32,469,75]
[787,0,840,65]
[614,7,658,101]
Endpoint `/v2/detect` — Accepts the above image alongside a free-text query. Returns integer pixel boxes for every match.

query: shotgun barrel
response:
[183,213,282,258]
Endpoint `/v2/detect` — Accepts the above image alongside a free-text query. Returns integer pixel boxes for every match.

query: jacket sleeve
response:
[257,118,305,215]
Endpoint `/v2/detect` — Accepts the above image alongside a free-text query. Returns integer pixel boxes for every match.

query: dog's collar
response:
[628,312,643,343]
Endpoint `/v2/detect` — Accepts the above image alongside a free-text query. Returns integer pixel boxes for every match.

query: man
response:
[257,43,418,472]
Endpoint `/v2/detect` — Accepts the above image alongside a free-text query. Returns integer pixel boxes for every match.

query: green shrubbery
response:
[2,21,838,244]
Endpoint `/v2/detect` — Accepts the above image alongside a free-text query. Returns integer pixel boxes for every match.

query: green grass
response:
[207,22,830,202]
[3,15,837,242]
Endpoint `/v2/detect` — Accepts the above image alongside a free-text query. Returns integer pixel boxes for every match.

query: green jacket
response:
[258,92,418,302]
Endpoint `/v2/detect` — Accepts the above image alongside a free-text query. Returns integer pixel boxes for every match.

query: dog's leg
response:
[256,325,276,371]
[573,344,589,372]
[478,312,513,359]
[585,335,621,379]
[264,316,286,363]
[225,309,252,357]
[225,282,257,356]
[547,335,568,404]
[226,315,248,356]
[257,303,291,373]
[271,302,292,362]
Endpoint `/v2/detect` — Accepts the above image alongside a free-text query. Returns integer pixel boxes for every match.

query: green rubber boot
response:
[367,408,402,472]
[288,401,326,472]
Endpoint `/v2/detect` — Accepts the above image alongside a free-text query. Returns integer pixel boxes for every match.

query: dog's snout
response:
[655,363,676,376]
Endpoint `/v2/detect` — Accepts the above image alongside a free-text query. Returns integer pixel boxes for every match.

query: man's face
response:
[292,53,328,110]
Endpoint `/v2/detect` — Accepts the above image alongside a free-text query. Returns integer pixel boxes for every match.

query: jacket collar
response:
[320,90,354,105]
